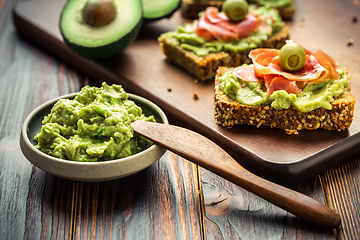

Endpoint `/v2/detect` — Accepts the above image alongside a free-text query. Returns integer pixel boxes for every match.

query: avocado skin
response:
[61,19,143,60]
[143,0,181,23]
[60,0,143,60]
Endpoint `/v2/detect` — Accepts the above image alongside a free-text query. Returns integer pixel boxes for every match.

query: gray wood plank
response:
[0,1,86,238]
[72,152,202,240]
[201,168,335,239]
[321,158,360,240]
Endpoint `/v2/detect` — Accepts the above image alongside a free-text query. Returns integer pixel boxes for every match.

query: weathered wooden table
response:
[1,0,360,239]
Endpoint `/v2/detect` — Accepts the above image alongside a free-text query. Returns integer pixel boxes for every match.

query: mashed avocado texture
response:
[161,5,283,56]
[247,0,292,8]
[34,83,154,162]
[192,0,292,8]
[219,67,350,112]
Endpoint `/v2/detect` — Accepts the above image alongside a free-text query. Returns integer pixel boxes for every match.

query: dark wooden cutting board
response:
[13,0,360,185]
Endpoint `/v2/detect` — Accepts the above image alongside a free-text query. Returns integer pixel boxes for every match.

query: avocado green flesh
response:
[161,5,283,56]
[191,0,292,8]
[141,0,180,19]
[219,68,349,112]
[60,0,142,59]
[247,0,292,8]
[33,83,155,162]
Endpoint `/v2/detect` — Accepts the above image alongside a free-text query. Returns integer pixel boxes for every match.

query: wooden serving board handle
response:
[132,121,341,228]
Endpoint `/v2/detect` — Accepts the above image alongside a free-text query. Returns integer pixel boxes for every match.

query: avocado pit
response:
[82,0,117,27]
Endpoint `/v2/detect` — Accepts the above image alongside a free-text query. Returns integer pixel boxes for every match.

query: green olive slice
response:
[223,0,249,22]
[82,0,117,27]
[279,42,306,72]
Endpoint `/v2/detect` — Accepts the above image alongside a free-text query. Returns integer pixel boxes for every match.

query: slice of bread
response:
[180,0,224,19]
[158,25,289,81]
[214,67,355,135]
[180,0,295,20]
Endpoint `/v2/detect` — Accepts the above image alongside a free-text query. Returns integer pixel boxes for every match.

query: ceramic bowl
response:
[20,92,168,182]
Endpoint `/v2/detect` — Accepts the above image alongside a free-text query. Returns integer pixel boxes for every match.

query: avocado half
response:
[60,0,143,59]
[142,0,180,22]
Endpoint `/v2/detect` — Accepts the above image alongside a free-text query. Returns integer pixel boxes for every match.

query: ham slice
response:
[264,75,301,95]
[313,50,340,80]
[232,65,263,82]
[194,7,266,42]
[232,47,339,95]
[249,48,330,82]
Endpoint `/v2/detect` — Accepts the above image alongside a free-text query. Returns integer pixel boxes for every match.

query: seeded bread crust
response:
[214,67,355,135]
[180,0,295,19]
[180,0,223,19]
[158,25,289,81]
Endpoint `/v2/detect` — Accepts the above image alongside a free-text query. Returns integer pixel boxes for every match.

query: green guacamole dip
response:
[160,5,283,56]
[219,67,350,112]
[34,83,155,162]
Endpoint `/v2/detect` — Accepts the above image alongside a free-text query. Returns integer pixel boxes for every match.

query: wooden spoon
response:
[132,121,341,228]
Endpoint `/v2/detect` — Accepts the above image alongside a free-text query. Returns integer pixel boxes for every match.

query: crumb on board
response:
[347,38,354,46]
[167,87,172,92]
[353,16,358,23]
[193,93,199,100]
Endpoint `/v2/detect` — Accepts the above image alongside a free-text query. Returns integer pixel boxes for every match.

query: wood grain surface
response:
[201,171,336,239]
[71,152,202,240]
[12,0,360,185]
[132,121,341,228]
[320,158,360,240]
[0,0,360,239]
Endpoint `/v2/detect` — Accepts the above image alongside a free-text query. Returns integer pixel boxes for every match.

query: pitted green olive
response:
[279,42,306,72]
[82,0,117,27]
[223,0,249,22]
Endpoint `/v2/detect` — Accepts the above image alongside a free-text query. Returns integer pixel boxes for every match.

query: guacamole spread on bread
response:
[193,0,292,8]
[219,67,350,112]
[161,5,283,56]
[34,83,154,162]
[247,0,292,8]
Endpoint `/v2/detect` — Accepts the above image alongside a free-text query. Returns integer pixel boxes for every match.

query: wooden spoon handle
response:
[132,121,341,228]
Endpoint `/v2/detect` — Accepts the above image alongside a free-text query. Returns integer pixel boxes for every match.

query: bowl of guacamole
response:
[20,83,168,182]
